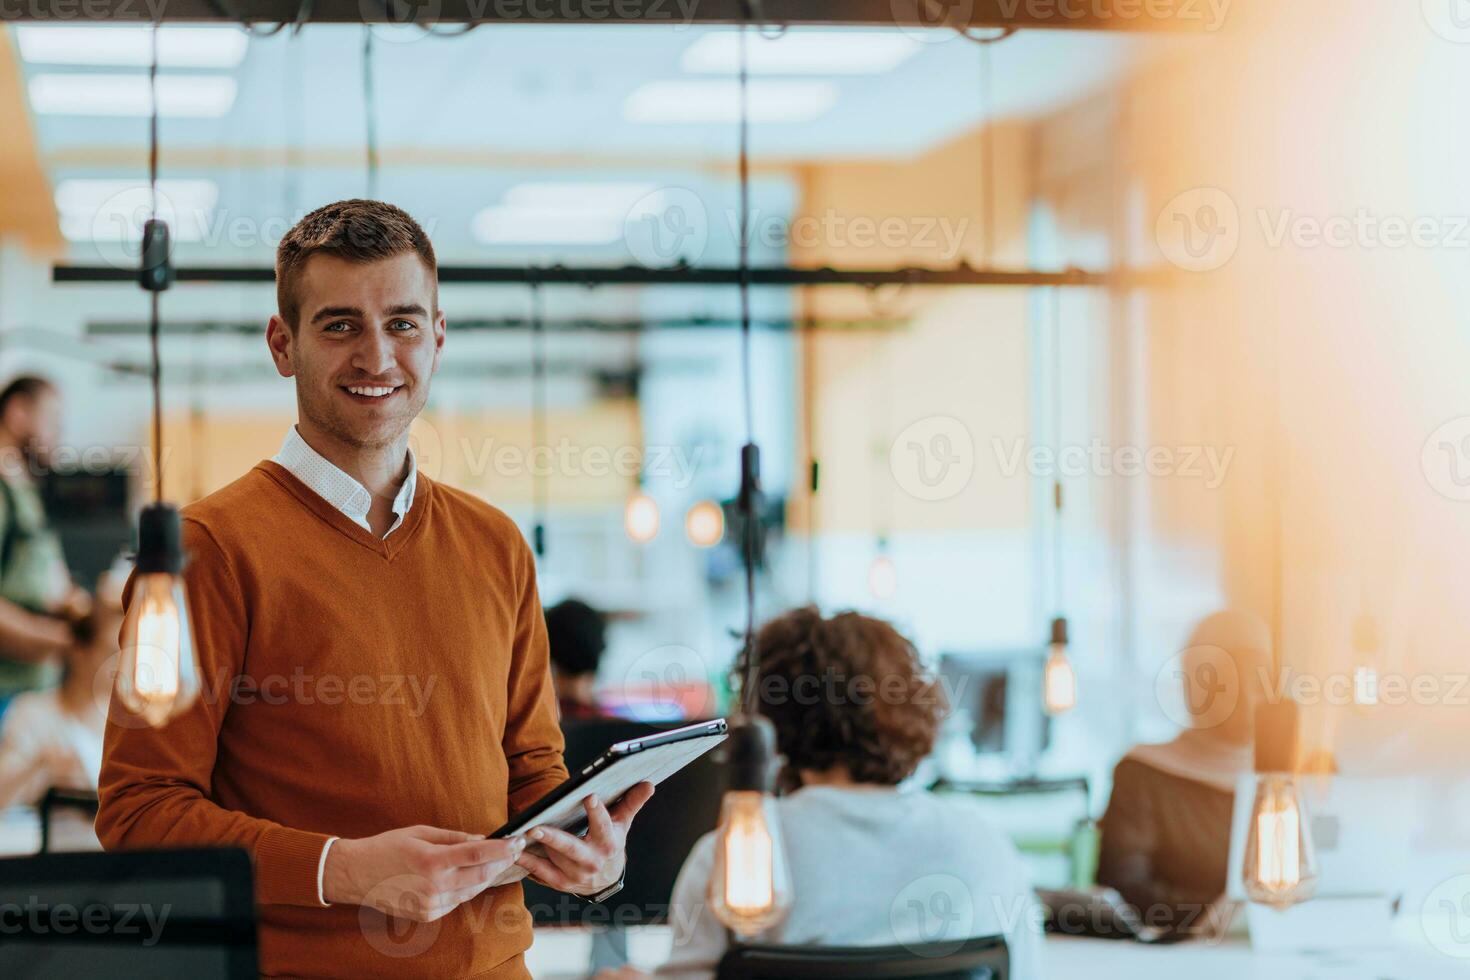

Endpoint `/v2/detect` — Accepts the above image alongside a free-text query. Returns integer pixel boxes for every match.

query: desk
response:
[526,926,1470,979]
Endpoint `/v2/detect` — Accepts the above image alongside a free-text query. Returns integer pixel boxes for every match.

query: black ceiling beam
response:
[0,0,1200,30]
[86,315,907,335]
[55,263,1161,288]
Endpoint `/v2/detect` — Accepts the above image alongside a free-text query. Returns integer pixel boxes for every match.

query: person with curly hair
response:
[598,606,1043,980]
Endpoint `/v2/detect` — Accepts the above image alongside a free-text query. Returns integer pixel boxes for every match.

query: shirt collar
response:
[272,426,417,536]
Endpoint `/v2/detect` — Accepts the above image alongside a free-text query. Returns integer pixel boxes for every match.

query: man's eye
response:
[390,320,418,331]
[324,321,352,333]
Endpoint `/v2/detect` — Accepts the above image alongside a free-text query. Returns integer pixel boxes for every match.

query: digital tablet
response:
[489,718,728,840]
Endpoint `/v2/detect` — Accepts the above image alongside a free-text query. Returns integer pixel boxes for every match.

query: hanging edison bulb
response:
[1042,616,1076,716]
[685,499,725,548]
[115,503,200,728]
[708,715,792,938]
[624,490,660,543]
[868,552,898,600]
[1242,700,1317,908]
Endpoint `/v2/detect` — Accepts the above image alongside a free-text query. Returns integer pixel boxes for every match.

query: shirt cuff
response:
[318,837,339,907]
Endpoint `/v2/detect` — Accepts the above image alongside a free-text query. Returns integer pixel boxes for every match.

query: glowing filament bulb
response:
[1043,644,1076,716]
[708,790,792,938]
[116,570,199,729]
[624,491,660,543]
[1241,774,1318,909]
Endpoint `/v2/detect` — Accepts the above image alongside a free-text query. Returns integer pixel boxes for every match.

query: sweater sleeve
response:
[95,518,332,908]
[501,537,568,816]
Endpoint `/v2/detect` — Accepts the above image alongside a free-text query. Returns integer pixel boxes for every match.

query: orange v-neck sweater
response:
[97,461,568,979]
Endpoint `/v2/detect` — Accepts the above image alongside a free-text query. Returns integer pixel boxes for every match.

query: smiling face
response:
[266,251,445,456]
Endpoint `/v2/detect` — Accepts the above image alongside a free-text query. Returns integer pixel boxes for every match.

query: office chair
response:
[0,847,258,979]
[38,786,100,853]
[715,935,1009,980]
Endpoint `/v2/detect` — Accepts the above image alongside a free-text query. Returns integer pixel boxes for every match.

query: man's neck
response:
[293,421,409,501]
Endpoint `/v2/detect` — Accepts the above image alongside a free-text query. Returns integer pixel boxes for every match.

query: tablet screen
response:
[496,727,726,839]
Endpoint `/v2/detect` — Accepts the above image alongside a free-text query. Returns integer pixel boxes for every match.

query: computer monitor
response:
[939,650,1052,771]
[0,848,257,978]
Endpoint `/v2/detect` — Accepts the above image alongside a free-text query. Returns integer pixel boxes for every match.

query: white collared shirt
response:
[270,424,419,904]
[272,425,417,538]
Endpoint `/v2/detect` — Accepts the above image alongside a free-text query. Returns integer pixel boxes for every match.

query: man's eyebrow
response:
[310,306,366,324]
[386,304,430,319]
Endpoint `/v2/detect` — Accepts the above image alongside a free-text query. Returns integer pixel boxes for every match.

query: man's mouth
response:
[341,384,403,402]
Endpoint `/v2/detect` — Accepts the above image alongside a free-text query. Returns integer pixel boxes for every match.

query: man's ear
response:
[430,309,447,376]
[265,315,296,378]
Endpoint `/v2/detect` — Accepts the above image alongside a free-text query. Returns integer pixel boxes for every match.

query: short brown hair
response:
[738,606,948,786]
[275,199,437,328]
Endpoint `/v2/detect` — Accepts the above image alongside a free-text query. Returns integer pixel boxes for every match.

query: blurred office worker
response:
[97,201,649,980]
[0,566,124,851]
[1096,611,1272,924]
[546,597,614,721]
[0,376,90,718]
[628,607,1043,980]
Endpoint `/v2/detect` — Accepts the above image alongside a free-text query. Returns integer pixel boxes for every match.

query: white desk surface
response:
[526,925,1470,980]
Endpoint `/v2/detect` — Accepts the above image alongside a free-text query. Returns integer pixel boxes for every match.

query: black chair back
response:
[523,716,724,926]
[38,786,101,853]
[0,847,258,979]
[715,935,1009,980]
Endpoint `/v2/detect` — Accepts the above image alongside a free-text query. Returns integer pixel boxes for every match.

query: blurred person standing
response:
[0,376,90,721]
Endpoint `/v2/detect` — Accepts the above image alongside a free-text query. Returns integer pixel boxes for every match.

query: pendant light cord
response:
[149,22,164,505]
[737,24,753,447]
[1051,286,1063,614]
[363,28,379,199]
[530,281,547,558]
[736,11,760,718]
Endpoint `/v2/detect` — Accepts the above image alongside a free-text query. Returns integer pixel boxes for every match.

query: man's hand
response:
[516,782,655,895]
[324,825,526,922]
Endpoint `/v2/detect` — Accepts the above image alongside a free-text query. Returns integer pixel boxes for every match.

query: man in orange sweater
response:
[97,200,652,979]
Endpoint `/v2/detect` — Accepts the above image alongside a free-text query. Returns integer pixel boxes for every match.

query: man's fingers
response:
[412,825,485,846]
[516,849,574,890]
[584,795,616,847]
[437,836,525,869]
[608,782,655,826]
[529,825,601,869]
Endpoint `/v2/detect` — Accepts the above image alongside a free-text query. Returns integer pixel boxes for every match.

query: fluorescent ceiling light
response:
[55,178,219,243]
[474,182,661,246]
[503,182,658,210]
[473,206,625,246]
[15,26,249,69]
[680,32,921,74]
[624,80,838,123]
[29,74,238,117]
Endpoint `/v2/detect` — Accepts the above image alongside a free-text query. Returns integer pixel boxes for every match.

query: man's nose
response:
[352,327,396,376]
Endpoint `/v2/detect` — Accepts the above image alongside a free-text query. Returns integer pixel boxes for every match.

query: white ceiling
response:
[9,23,1151,262]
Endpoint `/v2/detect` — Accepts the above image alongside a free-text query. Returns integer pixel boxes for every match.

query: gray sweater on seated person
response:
[655,784,1044,980]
